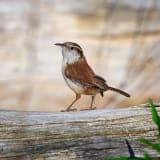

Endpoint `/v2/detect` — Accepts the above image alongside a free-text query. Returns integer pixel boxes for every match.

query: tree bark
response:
[0,104,159,160]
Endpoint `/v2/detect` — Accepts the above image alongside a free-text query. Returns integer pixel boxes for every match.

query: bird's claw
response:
[80,107,96,111]
[61,108,77,112]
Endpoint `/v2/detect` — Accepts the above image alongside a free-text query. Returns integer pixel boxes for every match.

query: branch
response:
[0,105,159,159]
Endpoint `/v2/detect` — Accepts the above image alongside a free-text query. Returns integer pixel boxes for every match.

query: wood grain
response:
[0,105,160,160]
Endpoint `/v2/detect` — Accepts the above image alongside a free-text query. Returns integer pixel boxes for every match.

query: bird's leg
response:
[61,94,81,112]
[89,95,96,110]
[81,95,96,111]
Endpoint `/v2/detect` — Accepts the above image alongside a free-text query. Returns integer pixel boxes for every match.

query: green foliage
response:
[139,138,160,152]
[106,157,151,160]
[139,99,160,154]
[149,99,160,134]
[143,153,152,160]
[104,100,160,160]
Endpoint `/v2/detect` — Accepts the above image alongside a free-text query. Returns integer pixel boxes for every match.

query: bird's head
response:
[55,42,84,63]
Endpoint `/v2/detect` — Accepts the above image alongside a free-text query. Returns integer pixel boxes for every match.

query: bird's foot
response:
[61,108,77,112]
[80,107,96,111]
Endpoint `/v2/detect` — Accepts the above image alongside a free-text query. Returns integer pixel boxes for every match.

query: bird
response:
[55,42,130,111]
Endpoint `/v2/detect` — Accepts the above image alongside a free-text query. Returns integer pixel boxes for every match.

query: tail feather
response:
[108,86,130,97]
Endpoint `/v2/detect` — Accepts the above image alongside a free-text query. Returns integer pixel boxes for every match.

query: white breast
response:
[61,48,84,94]
[62,73,84,94]
[62,61,84,94]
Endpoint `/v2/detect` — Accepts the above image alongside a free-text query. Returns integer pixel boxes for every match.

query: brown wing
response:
[64,57,107,90]
[94,75,108,89]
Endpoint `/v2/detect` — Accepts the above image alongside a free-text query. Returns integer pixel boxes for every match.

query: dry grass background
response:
[0,0,160,111]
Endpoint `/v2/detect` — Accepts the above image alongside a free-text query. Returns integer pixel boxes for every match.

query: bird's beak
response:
[54,43,64,47]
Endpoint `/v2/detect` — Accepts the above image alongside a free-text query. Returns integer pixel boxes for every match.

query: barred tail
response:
[108,86,130,97]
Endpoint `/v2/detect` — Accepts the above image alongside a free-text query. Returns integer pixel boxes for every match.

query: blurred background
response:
[0,0,160,111]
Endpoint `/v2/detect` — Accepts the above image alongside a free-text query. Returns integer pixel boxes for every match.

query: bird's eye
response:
[70,47,74,50]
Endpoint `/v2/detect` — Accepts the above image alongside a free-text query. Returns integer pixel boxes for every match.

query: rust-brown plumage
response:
[55,42,130,111]
[64,57,107,96]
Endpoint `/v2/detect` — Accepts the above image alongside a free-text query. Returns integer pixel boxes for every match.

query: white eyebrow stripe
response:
[68,44,82,51]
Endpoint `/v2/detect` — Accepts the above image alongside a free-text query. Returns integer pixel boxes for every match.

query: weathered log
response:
[0,105,160,160]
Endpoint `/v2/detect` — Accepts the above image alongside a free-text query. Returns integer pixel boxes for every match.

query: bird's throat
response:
[62,53,81,66]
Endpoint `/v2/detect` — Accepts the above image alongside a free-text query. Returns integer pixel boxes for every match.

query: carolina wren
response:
[55,42,130,112]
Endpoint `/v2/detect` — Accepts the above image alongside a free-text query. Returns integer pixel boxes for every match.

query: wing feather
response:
[64,58,107,90]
